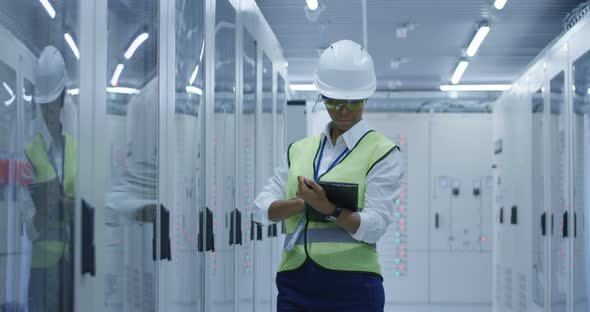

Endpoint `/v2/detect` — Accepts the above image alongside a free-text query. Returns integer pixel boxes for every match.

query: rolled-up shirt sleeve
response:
[350,149,404,244]
[253,151,289,225]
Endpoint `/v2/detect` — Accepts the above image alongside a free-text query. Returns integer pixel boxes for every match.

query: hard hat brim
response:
[35,76,65,104]
[314,73,376,100]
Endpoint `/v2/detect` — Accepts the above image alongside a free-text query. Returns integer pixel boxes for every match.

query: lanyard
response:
[314,136,349,181]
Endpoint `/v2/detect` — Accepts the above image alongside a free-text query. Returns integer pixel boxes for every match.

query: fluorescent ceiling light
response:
[4,96,15,106]
[186,86,203,95]
[189,40,206,85]
[23,90,32,102]
[3,82,15,106]
[587,88,590,95]
[494,0,508,10]
[3,82,14,97]
[440,84,512,92]
[39,0,56,19]
[124,33,149,60]
[110,64,125,86]
[451,61,469,85]
[306,0,319,11]
[189,65,200,85]
[290,84,316,91]
[69,88,140,95]
[107,87,140,95]
[64,33,80,60]
[466,26,490,57]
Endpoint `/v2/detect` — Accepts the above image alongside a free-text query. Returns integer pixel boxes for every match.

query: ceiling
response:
[256,0,587,92]
[1,0,587,113]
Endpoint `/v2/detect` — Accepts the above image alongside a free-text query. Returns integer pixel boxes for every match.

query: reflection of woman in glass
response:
[103,76,158,312]
[25,46,77,312]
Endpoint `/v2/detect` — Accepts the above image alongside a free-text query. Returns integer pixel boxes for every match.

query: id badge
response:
[286,217,306,251]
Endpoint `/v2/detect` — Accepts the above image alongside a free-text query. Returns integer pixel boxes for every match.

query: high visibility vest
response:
[25,133,76,268]
[279,130,397,276]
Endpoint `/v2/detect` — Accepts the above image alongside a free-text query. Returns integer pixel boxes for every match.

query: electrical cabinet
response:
[368,113,493,312]
[236,24,257,312]
[0,0,287,311]
[369,114,430,305]
[429,115,493,305]
[493,13,590,312]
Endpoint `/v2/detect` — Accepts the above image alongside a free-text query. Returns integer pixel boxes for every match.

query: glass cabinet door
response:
[276,75,286,165]
[254,51,274,312]
[237,27,257,312]
[163,0,206,311]
[572,50,590,312]
[271,73,287,312]
[0,52,22,312]
[261,54,274,186]
[102,1,159,311]
[531,87,547,308]
[1,1,80,311]
[209,0,236,310]
[549,70,568,312]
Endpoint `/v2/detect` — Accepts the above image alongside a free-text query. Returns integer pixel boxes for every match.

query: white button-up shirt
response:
[253,119,404,244]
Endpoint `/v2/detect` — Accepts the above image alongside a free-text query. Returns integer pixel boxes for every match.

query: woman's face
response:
[40,93,64,130]
[325,98,365,131]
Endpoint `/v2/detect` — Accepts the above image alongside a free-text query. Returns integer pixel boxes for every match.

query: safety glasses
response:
[320,96,365,111]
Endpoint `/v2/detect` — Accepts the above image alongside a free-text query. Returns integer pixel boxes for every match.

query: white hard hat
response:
[35,46,67,104]
[314,40,376,100]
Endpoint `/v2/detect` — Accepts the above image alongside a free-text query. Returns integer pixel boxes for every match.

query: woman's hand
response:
[295,176,335,215]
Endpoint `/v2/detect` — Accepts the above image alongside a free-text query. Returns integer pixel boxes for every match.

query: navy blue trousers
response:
[276,260,385,312]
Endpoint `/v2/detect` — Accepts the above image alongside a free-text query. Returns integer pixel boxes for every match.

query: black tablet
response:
[318,181,359,212]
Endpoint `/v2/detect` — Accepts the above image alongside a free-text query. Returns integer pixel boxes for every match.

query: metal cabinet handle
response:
[574,212,577,238]
[435,213,439,229]
[198,207,215,252]
[541,212,546,236]
[153,205,171,261]
[510,205,518,225]
[562,211,568,238]
[81,199,96,276]
[229,208,243,246]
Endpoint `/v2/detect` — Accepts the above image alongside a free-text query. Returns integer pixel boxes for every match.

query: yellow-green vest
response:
[25,133,76,268]
[279,130,397,276]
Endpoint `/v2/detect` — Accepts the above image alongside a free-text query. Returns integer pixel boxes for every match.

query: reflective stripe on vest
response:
[284,227,376,249]
[25,133,76,268]
[279,130,396,275]
[25,134,76,198]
